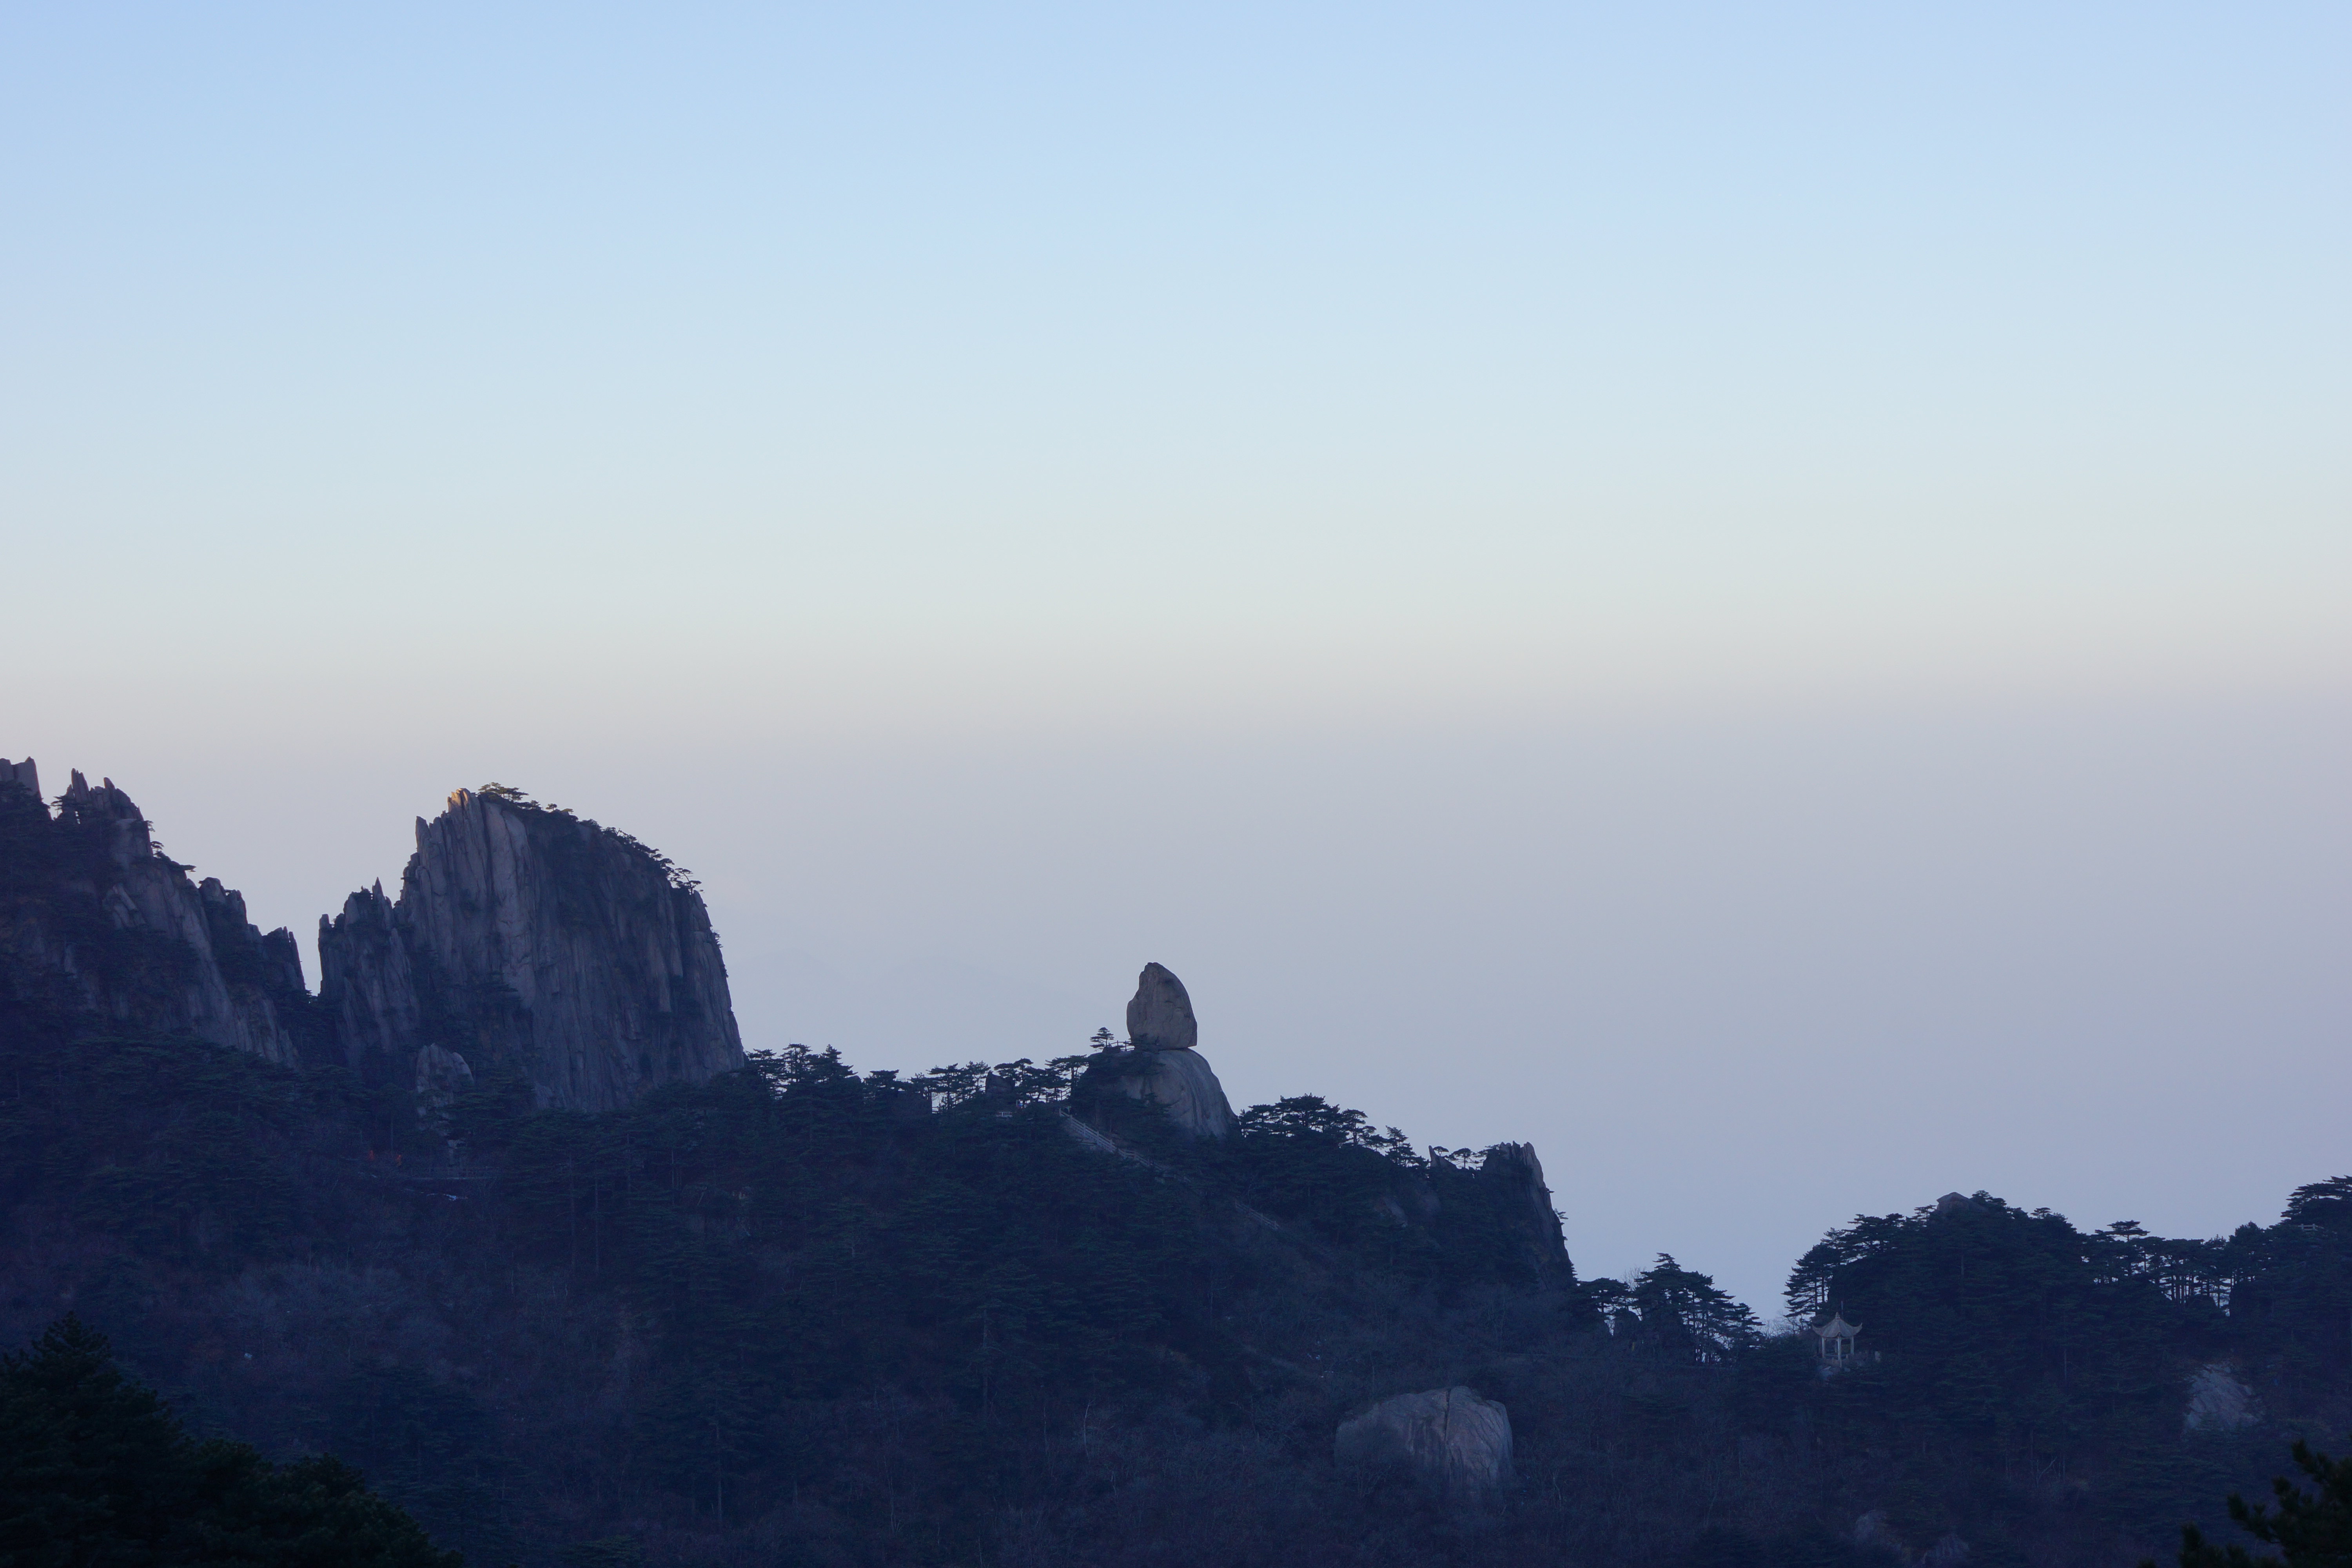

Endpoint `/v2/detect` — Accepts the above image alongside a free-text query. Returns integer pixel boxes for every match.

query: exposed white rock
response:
[415,1043,475,1117]
[1334,1387,1514,1495]
[2183,1362,2260,1434]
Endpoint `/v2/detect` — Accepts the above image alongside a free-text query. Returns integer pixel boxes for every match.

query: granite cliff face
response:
[0,760,303,1065]
[6,763,748,1112]
[318,788,744,1111]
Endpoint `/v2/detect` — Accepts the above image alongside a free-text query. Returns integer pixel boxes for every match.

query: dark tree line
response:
[0,1314,455,1566]
[3,936,2349,1568]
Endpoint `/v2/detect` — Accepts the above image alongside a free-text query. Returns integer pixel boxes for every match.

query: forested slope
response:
[3,771,2347,1568]
[2,997,2345,1568]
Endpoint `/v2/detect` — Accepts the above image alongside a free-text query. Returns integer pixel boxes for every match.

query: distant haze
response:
[3,3,2345,1310]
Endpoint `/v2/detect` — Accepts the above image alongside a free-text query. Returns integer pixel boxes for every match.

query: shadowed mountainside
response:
[318,786,743,1111]
[1,763,2347,1568]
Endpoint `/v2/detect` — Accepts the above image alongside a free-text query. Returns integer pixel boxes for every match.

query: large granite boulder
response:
[1126,961,1198,1052]
[318,788,743,1111]
[0,765,303,1065]
[1335,1387,1514,1495]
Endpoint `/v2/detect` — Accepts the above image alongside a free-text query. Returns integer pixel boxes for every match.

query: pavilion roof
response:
[1811,1312,1862,1339]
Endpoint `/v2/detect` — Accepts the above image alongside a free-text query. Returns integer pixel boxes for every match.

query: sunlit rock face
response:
[0,762,302,1065]
[319,789,743,1111]
[1334,1387,1515,1495]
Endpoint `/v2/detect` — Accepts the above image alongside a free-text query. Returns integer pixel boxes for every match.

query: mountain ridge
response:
[2,762,744,1112]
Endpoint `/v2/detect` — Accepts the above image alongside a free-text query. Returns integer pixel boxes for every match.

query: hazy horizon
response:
[10,677,2345,1313]
[4,2,2347,1311]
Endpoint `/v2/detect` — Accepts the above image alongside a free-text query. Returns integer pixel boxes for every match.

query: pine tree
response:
[0,1313,191,1561]
[2160,1437,2352,1568]
[0,1315,462,1567]
[1630,1255,1762,1363]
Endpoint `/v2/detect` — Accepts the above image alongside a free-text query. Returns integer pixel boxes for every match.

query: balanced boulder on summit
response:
[1085,962,1236,1139]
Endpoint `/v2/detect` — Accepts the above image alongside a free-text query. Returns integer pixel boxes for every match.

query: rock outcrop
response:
[1114,1047,1236,1139]
[318,788,743,1112]
[1083,962,1234,1138]
[1474,1143,1576,1288]
[1334,1387,1514,1495]
[0,763,303,1065]
[2183,1362,2260,1434]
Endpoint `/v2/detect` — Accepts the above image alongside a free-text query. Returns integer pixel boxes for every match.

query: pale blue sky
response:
[3,3,2346,1307]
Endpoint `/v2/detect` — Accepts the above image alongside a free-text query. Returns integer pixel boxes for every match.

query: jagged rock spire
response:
[0,765,301,1063]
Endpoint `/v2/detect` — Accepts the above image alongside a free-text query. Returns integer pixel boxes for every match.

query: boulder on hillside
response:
[1334,1387,1514,1495]
[2183,1362,2260,1434]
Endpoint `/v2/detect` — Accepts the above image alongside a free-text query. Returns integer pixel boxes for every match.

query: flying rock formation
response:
[0,762,303,1065]
[1126,960,1198,1052]
[318,788,743,1112]
[1335,1387,1515,1495]
[1083,962,1235,1138]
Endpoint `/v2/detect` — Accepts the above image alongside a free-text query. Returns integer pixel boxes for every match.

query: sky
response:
[2,2,2346,1312]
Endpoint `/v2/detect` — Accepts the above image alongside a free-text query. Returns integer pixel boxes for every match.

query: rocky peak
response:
[1472,1142,1576,1288]
[0,762,302,1065]
[318,787,744,1111]
[56,769,158,870]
